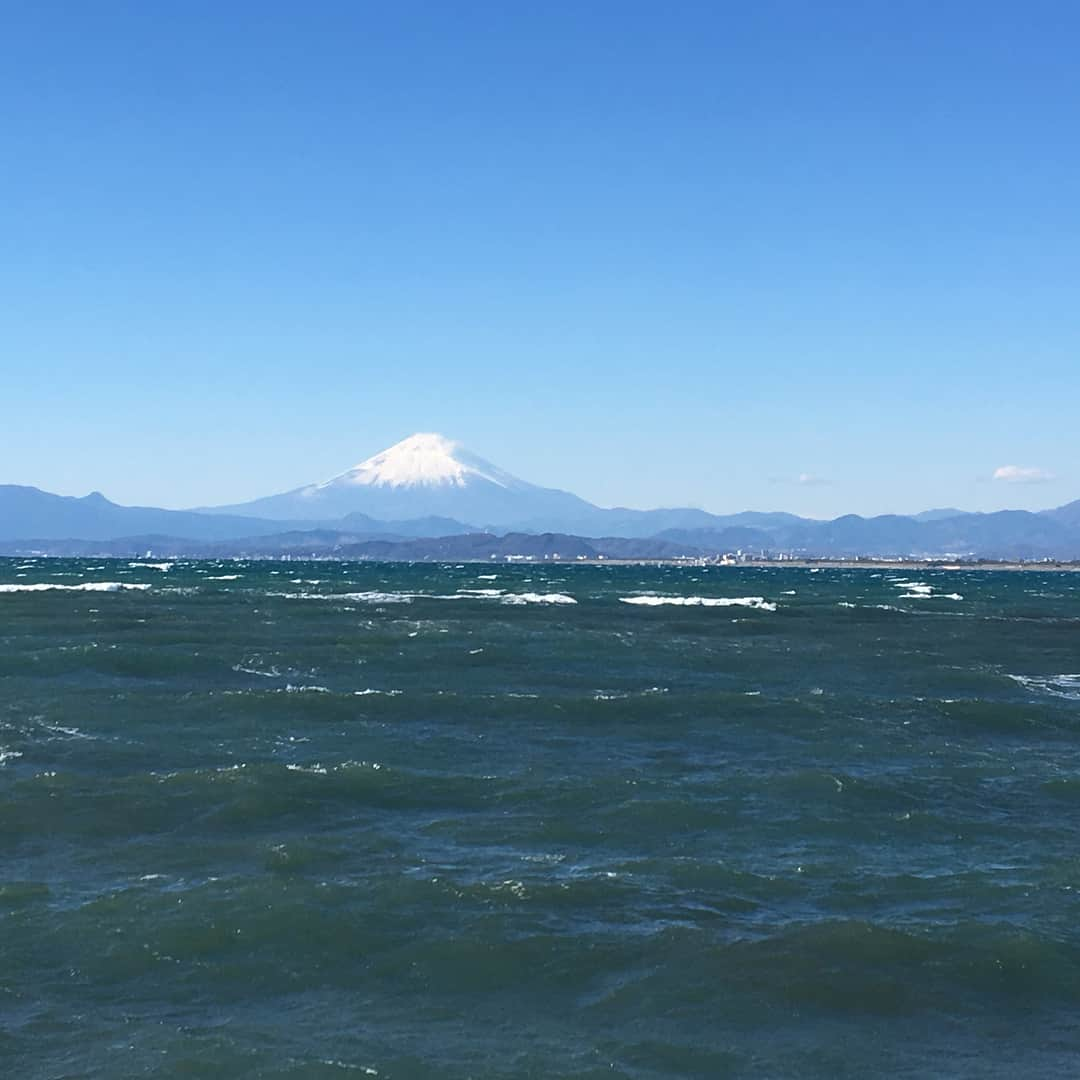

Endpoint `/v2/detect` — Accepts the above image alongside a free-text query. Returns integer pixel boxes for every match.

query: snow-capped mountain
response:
[207,433,599,526]
[315,433,529,492]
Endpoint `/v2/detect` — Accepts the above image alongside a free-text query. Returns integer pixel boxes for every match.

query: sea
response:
[2,558,1079,1078]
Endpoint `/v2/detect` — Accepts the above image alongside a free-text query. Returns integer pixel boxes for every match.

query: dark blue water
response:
[2,559,1079,1078]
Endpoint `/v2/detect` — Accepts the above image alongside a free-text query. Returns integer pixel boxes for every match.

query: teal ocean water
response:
[2,558,1080,1078]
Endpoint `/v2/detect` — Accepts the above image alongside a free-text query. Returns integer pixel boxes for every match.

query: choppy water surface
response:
[2,559,1080,1078]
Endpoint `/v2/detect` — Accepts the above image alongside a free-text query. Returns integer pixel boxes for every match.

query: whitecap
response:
[620,595,776,611]
[898,590,963,600]
[274,591,413,604]
[594,686,669,700]
[40,723,93,740]
[500,592,577,605]
[1007,673,1080,701]
[0,582,152,593]
[353,688,403,697]
[233,664,281,678]
[129,562,173,571]
[895,582,933,595]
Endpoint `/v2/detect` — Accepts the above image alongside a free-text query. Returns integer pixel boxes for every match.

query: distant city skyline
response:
[4,2,1077,517]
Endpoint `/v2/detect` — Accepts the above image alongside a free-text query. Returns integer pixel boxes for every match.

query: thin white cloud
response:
[768,472,828,486]
[992,464,1055,484]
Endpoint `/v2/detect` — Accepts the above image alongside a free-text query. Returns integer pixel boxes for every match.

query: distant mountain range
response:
[2,433,1079,560]
[205,432,597,527]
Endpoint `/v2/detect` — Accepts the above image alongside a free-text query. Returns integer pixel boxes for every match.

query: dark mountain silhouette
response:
[0,485,474,543]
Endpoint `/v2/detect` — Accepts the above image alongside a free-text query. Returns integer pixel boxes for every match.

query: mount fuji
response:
[207,433,600,528]
[5,432,1079,557]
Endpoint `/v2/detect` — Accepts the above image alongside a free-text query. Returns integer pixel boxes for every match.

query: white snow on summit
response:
[314,433,525,491]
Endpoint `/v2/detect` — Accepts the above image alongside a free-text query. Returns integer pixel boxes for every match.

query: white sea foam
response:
[1007,673,1080,701]
[274,590,414,604]
[621,595,776,611]
[891,579,963,601]
[593,686,669,700]
[233,664,280,678]
[40,723,92,740]
[898,591,963,600]
[281,588,577,606]
[500,592,577,605]
[129,562,173,571]
[316,1059,378,1076]
[353,688,403,696]
[207,574,242,581]
[0,582,152,593]
[0,749,23,765]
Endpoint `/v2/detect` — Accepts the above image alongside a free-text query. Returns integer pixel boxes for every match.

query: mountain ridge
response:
[2,433,1078,558]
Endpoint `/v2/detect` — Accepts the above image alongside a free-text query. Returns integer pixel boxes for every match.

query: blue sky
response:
[4,1,1078,518]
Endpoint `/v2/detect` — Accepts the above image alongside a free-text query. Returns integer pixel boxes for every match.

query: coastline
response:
[2,552,1079,571]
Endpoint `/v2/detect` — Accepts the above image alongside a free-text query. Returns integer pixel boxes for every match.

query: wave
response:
[1007,673,1080,701]
[272,588,577,606]
[620,595,777,611]
[272,590,414,603]
[232,664,281,678]
[899,591,964,600]
[500,592,576,605]
[593,687,669,700]
[0,582,152,593]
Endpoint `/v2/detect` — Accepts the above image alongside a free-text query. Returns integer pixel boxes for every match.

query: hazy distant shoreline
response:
[733,559,1080,572]
[2,552,1078,571]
